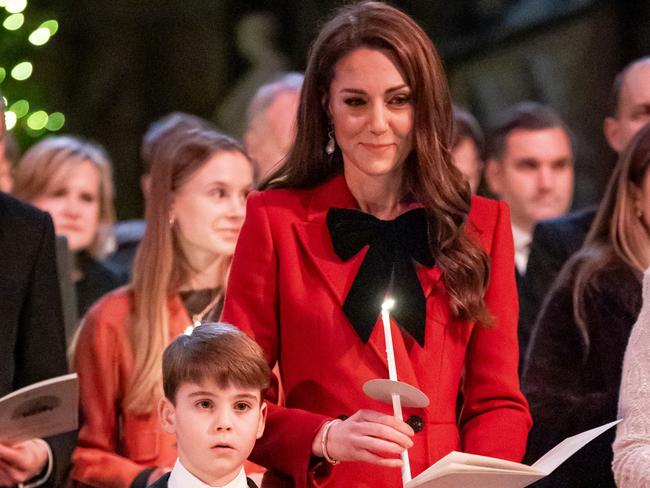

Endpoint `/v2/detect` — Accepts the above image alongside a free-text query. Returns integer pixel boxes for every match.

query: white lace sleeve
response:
[613,267,650,487]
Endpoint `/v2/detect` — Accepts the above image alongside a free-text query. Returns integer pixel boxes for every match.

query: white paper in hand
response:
[0,373,78,444]
[406,420,621,488]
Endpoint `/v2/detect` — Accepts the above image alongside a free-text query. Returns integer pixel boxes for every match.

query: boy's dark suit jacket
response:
[147,472,258,488]
[0,192,76,487]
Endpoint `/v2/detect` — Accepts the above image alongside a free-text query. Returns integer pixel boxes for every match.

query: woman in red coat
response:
[221,2,531,487]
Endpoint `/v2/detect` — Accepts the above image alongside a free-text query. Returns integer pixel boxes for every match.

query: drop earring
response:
[326,126,336,155]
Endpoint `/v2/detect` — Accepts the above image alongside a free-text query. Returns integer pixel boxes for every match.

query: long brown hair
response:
[125,128,253,414]
[263,1,491,325]
[571,122,650,344]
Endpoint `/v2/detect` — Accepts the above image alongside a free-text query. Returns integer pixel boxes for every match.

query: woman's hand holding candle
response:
[311,409,414,466]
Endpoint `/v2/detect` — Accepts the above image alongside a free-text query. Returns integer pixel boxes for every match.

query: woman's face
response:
[172,150,253,264]
[328,48,414,185]
[32,159,101,252]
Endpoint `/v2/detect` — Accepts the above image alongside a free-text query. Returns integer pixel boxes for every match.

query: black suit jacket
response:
[519,206,597,360]
[0,192,76,487]
[147,472,258,488]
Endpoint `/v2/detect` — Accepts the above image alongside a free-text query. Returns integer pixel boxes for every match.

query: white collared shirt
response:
[511,224,532,276]
[168,459,248,488]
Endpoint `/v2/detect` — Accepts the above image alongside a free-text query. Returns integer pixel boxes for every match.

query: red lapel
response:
[292,175,444,387]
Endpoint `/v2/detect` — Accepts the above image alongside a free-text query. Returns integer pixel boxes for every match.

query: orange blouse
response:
[71,287,189,487]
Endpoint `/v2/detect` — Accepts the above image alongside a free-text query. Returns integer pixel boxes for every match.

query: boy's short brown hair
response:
[162,322,270,404]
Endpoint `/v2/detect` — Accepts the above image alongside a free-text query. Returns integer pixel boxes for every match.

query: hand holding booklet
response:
[405,420,620,488]
[0,373,78,445]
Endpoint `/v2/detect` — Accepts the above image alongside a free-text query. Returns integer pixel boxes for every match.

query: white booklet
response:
[406,420,620,488]
[0,373,79,444]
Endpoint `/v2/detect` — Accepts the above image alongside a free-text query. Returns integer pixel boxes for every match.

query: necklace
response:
[190,290,223,328]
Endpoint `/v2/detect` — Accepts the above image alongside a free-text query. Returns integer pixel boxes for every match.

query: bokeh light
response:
[11,61,33,80]
[9,99,29,118]
[2,4,64,139]
[3,13,24,30]
[5,111,17,131]
[26,110,48,130]
[40,20,58,35]
[45,112,65,131]
[28,27,50,45]
[5,0,27,14]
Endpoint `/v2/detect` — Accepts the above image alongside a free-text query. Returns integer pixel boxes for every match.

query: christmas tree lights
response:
[1,1,64,141]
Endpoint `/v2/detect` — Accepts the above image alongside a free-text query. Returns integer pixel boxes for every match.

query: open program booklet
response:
[406,420,620,488]
[0,373,78,444]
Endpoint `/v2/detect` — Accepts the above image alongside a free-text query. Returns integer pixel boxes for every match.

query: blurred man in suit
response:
[485,102,574,288]
[0,98,73,487]
[485,102,574,362]
[521,57,650,354]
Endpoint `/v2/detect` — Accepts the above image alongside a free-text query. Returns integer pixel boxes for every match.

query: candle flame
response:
[381,298,395,311]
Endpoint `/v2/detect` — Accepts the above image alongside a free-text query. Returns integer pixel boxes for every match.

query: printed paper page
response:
[0,373,78,444]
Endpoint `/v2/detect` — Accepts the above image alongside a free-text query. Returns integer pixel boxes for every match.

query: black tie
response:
[326,207,435,346]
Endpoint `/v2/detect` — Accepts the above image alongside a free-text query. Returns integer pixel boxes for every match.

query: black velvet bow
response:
[326,207,435,346]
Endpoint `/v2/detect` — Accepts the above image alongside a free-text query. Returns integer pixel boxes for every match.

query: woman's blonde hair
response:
[124,127,252,414]
[13,135,116,258]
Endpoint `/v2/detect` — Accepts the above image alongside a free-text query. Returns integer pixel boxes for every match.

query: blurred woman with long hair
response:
[71,127,255,488]
[523,122,650,487]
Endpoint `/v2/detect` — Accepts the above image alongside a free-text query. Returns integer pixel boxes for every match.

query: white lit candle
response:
[381,298,398,381]
[381,298,412,484]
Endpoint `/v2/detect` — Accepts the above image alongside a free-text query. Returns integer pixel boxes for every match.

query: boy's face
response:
[160,380,266,486]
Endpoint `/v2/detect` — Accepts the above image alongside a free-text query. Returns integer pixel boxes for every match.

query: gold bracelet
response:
[321,419,342,465]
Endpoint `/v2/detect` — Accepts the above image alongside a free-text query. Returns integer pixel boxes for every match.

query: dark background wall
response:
[19,0,650,218]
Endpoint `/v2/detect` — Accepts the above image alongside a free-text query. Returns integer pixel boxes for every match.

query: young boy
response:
[152,322,270,488]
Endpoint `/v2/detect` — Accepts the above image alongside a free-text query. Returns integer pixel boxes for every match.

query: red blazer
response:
[222,175,532,488]
[71,288,187,487]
